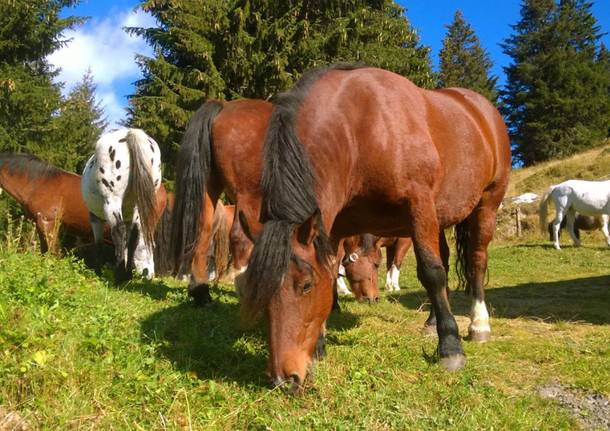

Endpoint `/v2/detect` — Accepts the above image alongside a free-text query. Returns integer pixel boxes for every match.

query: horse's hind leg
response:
[104,202,129,283]
[130,210,155,278]
[459,200,501,343]
[89,212,105,275]
[565,208,580,247]
[409,195,464,371]
[384,242,397,292]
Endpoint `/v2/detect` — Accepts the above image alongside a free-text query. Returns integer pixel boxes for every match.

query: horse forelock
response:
[0,153,65,181]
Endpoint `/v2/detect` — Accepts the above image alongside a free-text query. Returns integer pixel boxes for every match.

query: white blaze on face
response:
[469,299,491,334]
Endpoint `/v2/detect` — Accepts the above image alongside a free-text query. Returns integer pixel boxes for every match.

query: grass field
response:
[1,230,609,429]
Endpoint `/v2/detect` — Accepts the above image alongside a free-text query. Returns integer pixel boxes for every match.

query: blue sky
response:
[51,1,610,127]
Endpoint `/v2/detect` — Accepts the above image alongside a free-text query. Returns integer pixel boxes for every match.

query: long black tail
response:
[170,100,224,273]
[454,221,473,295]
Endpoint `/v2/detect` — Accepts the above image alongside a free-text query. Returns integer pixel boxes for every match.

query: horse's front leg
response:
[410,195,465,371]
[601,214,610,247]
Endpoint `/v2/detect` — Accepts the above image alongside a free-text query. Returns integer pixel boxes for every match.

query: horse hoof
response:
[440,354,466,372]
[421,324,437,337]
[466,330,491,343]
[188,284,213,307]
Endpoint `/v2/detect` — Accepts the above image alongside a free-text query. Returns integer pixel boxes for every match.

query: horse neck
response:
[0,169,34,204]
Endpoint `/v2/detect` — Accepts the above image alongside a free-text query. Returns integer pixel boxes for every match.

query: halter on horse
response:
[539,179,610,249]
[242,65,510,392]
[82,129,162,281]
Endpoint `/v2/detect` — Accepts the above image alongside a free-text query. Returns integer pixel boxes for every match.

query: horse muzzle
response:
[270,373,303,395]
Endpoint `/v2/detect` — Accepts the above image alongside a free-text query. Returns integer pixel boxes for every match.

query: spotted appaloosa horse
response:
[82,129,162,281]
[0,153,95,252]
[242,65,511,392]
[539,179,610,250]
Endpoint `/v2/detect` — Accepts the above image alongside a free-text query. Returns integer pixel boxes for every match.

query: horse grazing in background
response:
[241,65,510,392]
[539,179,610,250]
[0,153,98,252]
[547,214,609,244]
[336,234,382,303]
[82,129,162,281]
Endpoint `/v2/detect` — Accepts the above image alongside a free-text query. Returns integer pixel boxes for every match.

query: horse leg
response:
[130,210,155,278]
[551,196,569,250]
[392,237,412,292]
[565,208,580,247]
[35,223,49,254]
[187,193,217,306]
[422,232,450,336]
[601,214,610,247]
[35,213,57,254]
[104,201,129,283]
[410,196,464,371]
[461,203,500,343]
[384,242,397,292]
[89,212,105,275]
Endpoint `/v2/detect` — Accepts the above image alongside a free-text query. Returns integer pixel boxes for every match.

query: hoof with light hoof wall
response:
[440,354,466,371]
[466,330,491,343]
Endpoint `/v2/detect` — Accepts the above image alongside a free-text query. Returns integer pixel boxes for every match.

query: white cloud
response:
[48,7,155,127]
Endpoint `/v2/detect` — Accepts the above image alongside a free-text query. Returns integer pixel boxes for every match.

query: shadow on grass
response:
[140,293,268,387]
[398,274,610,325]
[139,289,361,388]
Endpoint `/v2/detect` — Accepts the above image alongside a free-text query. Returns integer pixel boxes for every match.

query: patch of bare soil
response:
[538,382,610,430]
[0,407,30,431]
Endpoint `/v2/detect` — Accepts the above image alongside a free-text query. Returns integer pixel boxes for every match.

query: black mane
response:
[243,63,366,317]
[0,153,66,180]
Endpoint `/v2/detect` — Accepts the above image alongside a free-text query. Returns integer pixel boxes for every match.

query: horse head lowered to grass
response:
[240,65,511,392]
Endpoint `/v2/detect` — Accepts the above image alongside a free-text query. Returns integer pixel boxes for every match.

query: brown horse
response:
[0,153,95,252]
[170,99,272,305]
[241,65,511,392]
[336,234,382,302]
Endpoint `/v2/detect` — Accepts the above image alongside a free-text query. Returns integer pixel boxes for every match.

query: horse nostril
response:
[374,296,379,303]
[285,374,302,394]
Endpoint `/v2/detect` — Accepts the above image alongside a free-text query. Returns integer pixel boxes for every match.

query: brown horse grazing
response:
[336,234,382,302]
[241,65,511,392]
[0,153,97,252]
[170,99,272,306]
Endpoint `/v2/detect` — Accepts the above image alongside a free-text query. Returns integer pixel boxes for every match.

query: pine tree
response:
[52,70,108,172]
[127,0,433,178]
[438,10,498,102]
[0,0,84,163]
[501,0,610,165]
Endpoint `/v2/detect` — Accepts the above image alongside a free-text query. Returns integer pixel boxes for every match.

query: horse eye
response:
[302,282,313,294]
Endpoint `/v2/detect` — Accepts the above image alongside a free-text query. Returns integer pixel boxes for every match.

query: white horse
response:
[81,128,162,280]
[539,179,610,250]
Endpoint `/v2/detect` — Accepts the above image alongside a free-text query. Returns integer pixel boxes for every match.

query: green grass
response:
[1,241,609,429]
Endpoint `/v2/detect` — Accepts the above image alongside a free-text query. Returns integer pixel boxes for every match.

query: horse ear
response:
[238,210,261,242]
[297,209,320,246]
